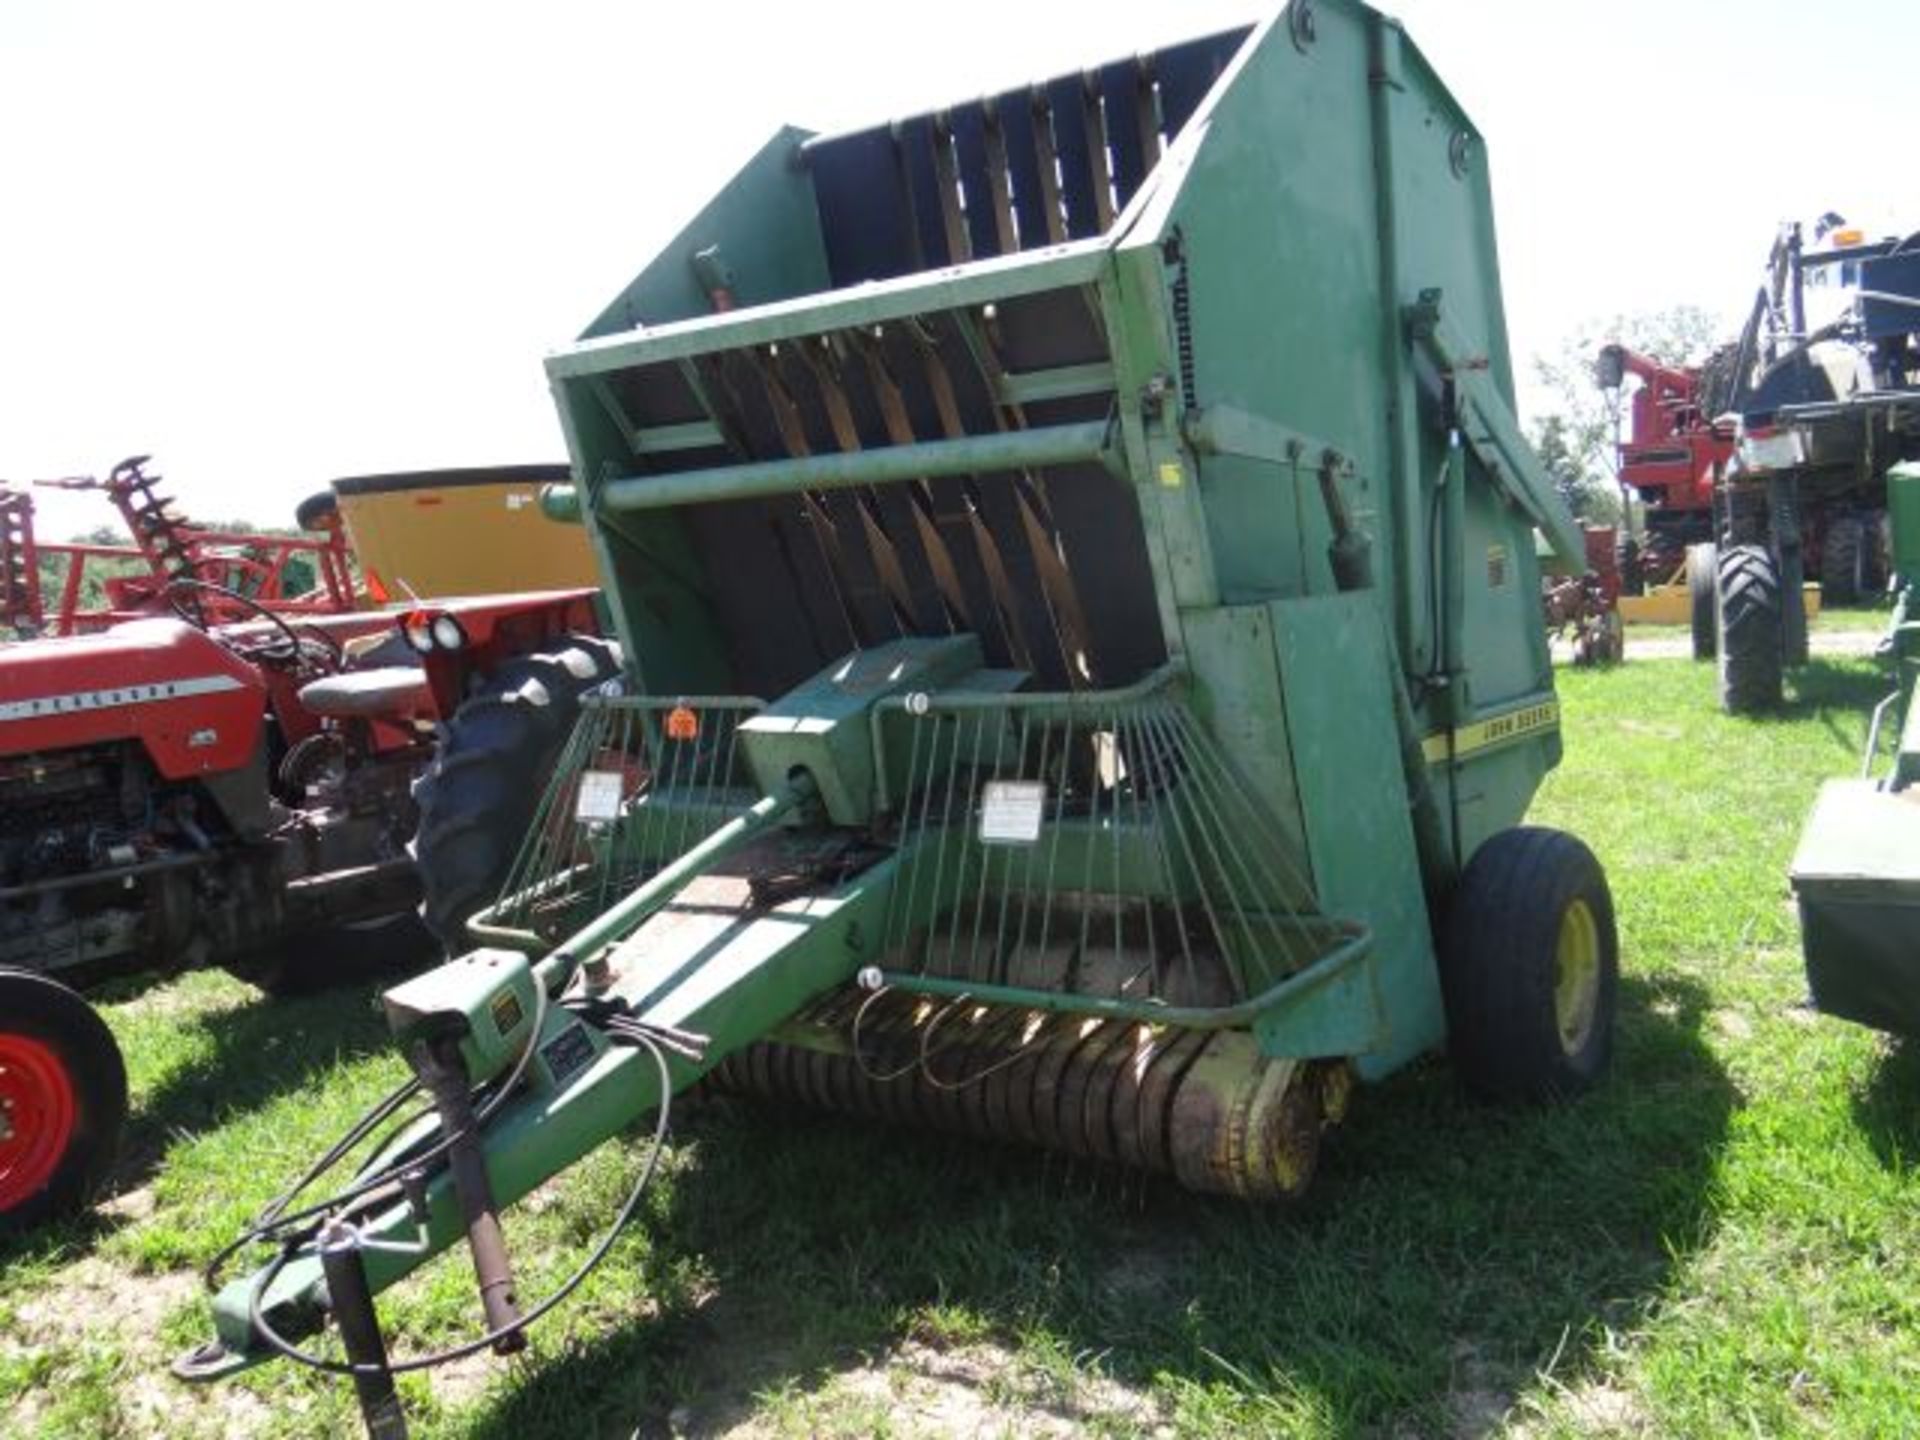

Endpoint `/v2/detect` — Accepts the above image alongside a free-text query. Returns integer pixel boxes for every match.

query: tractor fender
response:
[407,589,603,720]
[0,618,267,778]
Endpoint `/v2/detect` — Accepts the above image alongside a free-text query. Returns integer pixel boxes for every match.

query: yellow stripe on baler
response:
[1421,699,1561,764]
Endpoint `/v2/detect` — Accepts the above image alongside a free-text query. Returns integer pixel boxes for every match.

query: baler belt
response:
[977,106,1019,255]
[748,352,899,646]
[852,335,966,613]
[702,352,858,662]
[928,116,972,266]
[1079,78,1117,233]
[1043,74,1102,240]
[803,27,1247,286]
[1026,91,1070,246]
[894,115,957,271]
[855,337,1020,666]
[794,344,947,635]
[911,337,1066,682]
[936,313,1101,685]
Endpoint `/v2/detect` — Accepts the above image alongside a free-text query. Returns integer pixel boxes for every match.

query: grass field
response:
[4,646,1917,1438]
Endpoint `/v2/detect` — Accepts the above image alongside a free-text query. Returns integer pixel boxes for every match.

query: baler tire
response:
[1716,544,1784,714]
[1440,827,1618,1104]
[0,969,129,1230]
[1686,543,1717,661]
[1819,515,1864,606]
[411,635,622,949]
[225,913,438,997]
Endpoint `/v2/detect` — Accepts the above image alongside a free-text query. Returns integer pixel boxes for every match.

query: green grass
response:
[5,654,1919,1437]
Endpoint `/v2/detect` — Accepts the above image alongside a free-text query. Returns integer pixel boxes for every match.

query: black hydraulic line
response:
[202,982,553,1291]
[200,1074,423,1290]
[242,1031,675,1380]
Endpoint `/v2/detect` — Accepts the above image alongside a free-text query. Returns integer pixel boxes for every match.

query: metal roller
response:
[713,982,1342,1200]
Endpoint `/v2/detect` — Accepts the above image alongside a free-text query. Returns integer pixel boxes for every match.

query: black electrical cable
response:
[201,1074,423,1290]
[1425,467,1448,685]
[204,980,554,1292]
[243,1030,674,1377]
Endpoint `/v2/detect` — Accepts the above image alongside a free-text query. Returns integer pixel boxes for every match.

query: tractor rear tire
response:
[1686,543,1717,661]
[1615,535,1644,597]
[226,913,438,997]
[1820,515,1865,606]
[1440,827,1618,1103]
[412,635,622,949]
[1716,544,1784,714]
[0,970,128,1230]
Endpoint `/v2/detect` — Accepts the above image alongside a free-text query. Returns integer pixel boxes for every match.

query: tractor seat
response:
[298,665,434,721]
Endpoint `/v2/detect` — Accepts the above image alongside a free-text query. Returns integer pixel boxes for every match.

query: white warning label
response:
[979,780,1047,845]
[574,770,625,823]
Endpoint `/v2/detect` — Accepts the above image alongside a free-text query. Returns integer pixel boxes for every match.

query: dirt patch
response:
[1510,1377,1651,1438]
[1438,1341,1511,1439]
[1621,629,1882,662]
[100,1183,159,1224]
[680,1339,1167,1439]
[3,1255,205,1433]
[0,1251,333,1438]
[11,1254,199,1350]
[1561,1380,1650,1433]
[1713,1010,1756,1041]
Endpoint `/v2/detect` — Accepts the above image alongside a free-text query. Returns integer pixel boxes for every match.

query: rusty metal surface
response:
[712,976,1346,1200]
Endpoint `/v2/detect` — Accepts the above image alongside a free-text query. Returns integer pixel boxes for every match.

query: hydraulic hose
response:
[202,979,553,1291]
[242,1031,674,1377]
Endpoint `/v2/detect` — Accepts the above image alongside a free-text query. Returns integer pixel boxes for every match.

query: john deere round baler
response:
[180,4,1617,1430]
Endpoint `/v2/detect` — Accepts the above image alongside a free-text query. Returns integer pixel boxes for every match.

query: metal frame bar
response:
[597,419,1118,514]
[873,915,1370,1030]
[547,242,1108,380]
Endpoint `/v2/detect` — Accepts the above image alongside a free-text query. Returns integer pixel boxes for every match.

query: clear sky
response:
[3,0,1913,537]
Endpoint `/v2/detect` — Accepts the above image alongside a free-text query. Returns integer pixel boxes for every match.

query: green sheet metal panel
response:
[1460,475,1554,706]
[738,636,983,825]
[1269,591,1442,1072]
[549,376,738,696]
[1791,779,1920,1034]
[1182,604,1311,868]
[1891,463,1920,576]
[580,127,832,337]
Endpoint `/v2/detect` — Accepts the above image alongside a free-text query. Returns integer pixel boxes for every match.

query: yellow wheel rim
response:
[1553,897,1602,1054]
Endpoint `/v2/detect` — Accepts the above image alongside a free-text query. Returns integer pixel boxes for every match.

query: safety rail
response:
[866,664,1347,1014]
[467,695,763,951]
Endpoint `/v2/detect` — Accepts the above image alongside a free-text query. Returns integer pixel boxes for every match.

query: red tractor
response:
[0,464,618,1229]
[1542,523,1627,665]
[1594,343,1736,599]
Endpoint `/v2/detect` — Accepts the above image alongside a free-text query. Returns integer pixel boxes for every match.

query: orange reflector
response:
[665,705,699,741]
[365,568,390,605]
